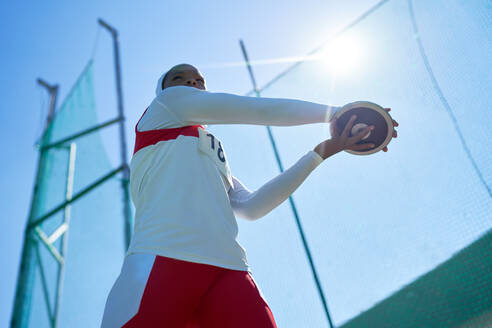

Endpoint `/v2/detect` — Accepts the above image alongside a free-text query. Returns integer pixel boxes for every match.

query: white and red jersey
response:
[126,85,339,271]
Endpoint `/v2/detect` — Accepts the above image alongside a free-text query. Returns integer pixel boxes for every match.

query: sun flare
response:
[319,35,363,75]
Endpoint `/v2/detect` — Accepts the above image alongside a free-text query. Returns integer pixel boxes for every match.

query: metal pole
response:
[42,116,122,150]
[28,165,125,230]
[11,80,58,328]
[98,18,133,249]
[37,79,59,127]
[53,143,76,328]
[239,39,335,328]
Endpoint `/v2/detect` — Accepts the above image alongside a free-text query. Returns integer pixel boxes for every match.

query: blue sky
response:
[1,1,491,327]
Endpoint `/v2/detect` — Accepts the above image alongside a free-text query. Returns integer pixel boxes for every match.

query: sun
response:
[318,35,363,75]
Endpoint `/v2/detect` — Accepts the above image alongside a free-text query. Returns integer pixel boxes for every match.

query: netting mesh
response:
[28,61,125,327]
[20,0,492,327]
[221,0,492,327]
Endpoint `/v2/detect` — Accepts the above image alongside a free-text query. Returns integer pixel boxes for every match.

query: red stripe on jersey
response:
[133,107,203,154]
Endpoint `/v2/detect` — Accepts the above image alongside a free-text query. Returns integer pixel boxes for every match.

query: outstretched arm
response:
[156,86,340,126]
[228,150,323,220]
[228,111,400,220]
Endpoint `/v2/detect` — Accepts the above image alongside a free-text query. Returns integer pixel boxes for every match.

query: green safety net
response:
[215,0,491,327]
[27,61,126,328]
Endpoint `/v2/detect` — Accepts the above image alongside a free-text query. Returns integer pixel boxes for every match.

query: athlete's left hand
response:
[383,108,398,152]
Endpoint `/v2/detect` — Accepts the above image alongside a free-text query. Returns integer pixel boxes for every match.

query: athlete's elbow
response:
[237,208,269,221]
[240,213,262,221]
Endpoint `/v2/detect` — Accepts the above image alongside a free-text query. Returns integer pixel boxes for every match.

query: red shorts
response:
[102,254,277,328]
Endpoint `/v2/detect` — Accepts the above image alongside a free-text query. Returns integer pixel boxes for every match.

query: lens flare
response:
[319,35,362,75]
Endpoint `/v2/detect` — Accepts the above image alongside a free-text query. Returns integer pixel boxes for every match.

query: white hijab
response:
[155,72,167,96]
[154,69,208,129]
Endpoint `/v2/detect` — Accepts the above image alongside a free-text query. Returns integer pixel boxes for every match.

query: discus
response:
[333,101,394,155]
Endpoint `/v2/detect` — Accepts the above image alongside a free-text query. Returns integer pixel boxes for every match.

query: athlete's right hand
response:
[313,115,374,160]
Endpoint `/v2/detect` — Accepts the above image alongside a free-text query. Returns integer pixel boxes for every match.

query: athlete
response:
[101,63,399,328]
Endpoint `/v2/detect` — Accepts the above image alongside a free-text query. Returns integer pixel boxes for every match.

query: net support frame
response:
[11,53,129,326]
[98,18,133,250]
[11,80,59,328]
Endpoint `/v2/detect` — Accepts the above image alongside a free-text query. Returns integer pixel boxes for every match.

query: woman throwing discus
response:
[101,63,398,328]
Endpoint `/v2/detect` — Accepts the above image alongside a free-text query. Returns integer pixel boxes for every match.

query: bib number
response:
[198,128,233,189]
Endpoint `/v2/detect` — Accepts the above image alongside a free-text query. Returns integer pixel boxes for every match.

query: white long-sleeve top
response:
[127,85,338,271]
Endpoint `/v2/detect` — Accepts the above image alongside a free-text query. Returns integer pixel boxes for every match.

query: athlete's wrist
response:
[313,147,329,160]
[309,149,324,164]
[313,140,340,160]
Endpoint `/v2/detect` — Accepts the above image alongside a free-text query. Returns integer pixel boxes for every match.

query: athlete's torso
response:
[127,103,249,271]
